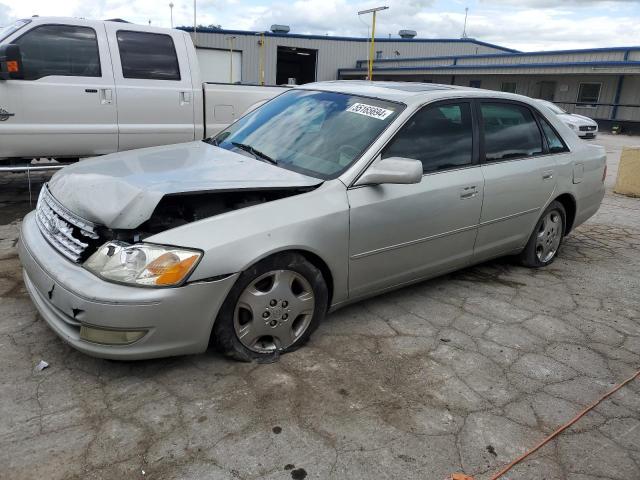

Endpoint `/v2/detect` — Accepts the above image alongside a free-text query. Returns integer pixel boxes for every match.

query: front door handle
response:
[99,88,113,105]
[460,185,478,199]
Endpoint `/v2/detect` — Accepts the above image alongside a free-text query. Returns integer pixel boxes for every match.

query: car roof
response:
[297,80,535,106]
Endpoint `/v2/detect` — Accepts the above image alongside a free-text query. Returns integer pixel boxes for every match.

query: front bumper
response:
[577,128,598,138]
[18,212,239,360]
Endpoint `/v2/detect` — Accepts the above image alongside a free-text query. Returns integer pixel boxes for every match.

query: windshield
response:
[210,89,404,179]
[540,100,567,115]
[0,19,31,43]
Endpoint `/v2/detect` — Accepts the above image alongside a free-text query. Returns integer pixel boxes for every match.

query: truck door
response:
[104,24,196,150]
[0,20,117,159]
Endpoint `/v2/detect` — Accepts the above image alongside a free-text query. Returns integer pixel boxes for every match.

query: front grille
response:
[579,125,597,131]
[35,185,100,262]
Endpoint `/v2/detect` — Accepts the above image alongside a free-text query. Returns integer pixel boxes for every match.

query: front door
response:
[0,20,117,159]
[474,101,558,262]
[104,25,196,151]
[348,101,484,298]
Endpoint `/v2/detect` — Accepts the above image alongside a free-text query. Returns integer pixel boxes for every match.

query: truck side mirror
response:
[0,44,23,80]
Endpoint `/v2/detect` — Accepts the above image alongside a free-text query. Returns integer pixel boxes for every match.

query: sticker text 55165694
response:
[346,103,394,120]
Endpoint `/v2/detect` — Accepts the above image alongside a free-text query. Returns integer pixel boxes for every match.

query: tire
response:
[518,200,566,268]
[212,252,328,362]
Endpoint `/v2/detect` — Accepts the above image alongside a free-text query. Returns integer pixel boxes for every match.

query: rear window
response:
[116,30,180,80]
[481,102,543,162]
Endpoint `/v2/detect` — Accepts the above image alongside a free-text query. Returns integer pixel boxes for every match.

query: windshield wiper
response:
[231,142,277,165]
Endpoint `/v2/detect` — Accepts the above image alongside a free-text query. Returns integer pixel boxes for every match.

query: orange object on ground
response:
[448,369,640,480]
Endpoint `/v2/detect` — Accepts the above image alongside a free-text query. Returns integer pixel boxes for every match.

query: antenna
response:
[462,7,469,39]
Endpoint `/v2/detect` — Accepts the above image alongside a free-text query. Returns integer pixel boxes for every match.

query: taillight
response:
[602,163,607,183]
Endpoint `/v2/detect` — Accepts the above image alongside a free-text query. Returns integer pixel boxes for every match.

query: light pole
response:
[227,36,236,83]
[255,32,266,85]
[193,0,197,42]
[358,6,388,81]
[169,2,174,28]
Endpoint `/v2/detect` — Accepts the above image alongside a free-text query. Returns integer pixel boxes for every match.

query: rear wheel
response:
[212,253,328,361]
[519,201,566,268]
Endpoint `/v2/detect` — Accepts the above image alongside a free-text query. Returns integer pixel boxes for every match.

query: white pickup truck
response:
[0,17,286,161]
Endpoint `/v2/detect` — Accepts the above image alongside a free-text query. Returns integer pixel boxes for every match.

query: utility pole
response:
[358,6,388,81]
[227,36,236,83]
[169,2,174,28]
[255,32,266,85]
[193,0,197,43]
[462,7,469,39]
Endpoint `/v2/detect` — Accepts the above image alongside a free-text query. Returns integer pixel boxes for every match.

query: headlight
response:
[84,242,201,287]
[568,123,578,130]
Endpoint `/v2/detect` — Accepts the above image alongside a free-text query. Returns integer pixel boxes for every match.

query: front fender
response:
[146,180,350,305]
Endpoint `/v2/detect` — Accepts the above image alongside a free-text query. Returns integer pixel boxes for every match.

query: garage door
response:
[196,48,242,83]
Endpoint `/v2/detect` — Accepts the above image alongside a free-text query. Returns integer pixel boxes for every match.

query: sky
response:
[1,0,639,51]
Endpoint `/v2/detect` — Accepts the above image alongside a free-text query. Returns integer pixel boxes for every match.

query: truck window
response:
[14,25,101,80]
[116,31,180,81]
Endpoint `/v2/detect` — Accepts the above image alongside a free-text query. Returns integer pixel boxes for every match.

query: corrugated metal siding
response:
[617,76,640,121]
[190,31,508,84]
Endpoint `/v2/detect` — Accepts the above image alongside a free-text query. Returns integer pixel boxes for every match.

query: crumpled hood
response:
[48,141,322,229]
[558,113,597,126]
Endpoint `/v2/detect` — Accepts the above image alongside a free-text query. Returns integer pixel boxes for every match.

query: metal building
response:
[184,26,640,129]
[182,26,515,85]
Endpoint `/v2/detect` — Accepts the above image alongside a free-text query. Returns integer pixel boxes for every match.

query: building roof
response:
[177,26,519,53]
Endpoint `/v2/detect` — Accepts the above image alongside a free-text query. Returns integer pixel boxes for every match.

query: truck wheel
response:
[212,253,328,361]
[519,201,566,268]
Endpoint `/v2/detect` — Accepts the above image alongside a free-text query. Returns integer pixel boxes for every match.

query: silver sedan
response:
[18,81,606,361]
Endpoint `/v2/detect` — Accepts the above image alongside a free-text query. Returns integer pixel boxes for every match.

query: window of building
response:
[480,102,543,161]
[14,25,100,80]
[116,31,180,80]
[382,102,473,173]
[537,116,569,154]
[469,80,482,88]
[501,82,517,93]
[577,83,601,107]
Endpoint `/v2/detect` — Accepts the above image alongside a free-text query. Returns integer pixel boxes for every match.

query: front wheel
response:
[519,201,566,268]
[212,253,328,361]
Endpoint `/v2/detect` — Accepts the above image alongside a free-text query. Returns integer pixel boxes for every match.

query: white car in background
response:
[536,100,598,139]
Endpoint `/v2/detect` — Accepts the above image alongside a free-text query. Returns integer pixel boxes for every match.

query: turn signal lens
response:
[7,60,19,73]
[153,254,199,285]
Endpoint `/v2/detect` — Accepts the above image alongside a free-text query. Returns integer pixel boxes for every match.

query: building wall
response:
[189,30,511,85]
[352,73,640,122]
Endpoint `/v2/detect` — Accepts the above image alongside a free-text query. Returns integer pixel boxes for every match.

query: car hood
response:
[558,113,597,126]
[48,141,323,229]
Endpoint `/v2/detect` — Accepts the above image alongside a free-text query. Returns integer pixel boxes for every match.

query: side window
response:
[116,31,180,80]
[382,102,473,173]
[480,103,543,162]
[538,115,569,154]
[14,25,100,80]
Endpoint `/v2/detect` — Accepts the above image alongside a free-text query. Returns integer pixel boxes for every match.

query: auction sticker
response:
[346,103,394,120]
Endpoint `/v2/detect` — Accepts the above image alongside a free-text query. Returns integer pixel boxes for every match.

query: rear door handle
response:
[180,91,192,105]
[460,185,478,199]
[542,170,554,180]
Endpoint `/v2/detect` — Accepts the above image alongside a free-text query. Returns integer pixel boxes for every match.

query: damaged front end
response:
[36,184,319,264]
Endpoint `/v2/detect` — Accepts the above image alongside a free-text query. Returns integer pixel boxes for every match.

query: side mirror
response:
[355,157,423,186]
[0,44,23,80]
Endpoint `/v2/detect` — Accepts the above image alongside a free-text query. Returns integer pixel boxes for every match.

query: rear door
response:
[473,100,558,262]
[0,20,117,158]
[348,100,484,298]
[104,24,196,150]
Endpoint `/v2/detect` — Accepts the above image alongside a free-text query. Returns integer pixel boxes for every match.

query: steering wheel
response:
[337,144,360,167]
